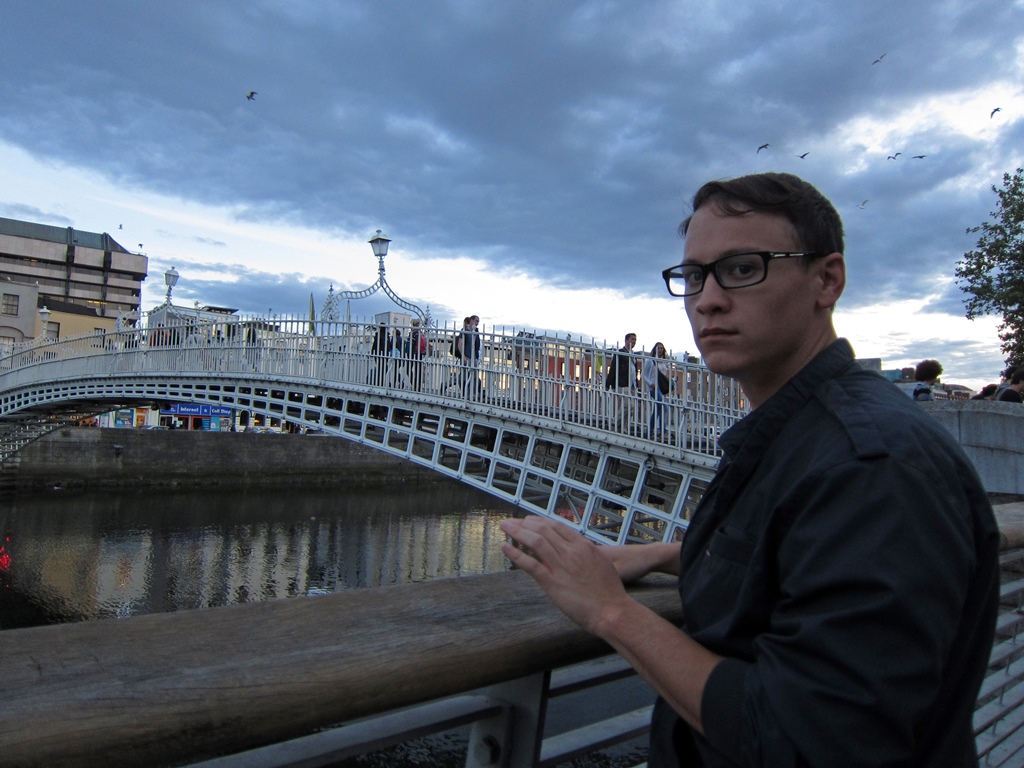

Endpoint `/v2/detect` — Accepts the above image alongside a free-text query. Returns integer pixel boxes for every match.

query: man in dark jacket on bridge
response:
[501,172,1000,767]
[605,332,638,431]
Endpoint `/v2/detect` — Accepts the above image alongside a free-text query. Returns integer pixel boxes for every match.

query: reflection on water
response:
[0,482,519,630]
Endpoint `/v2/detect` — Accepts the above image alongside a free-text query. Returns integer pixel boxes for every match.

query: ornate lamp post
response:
[147,266,184,338]
[318,231,429,326]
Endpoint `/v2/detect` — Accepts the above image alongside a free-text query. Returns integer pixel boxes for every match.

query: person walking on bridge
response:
[642,341,670,439]
[605,332,638,431]
[458,315,483,398]
[502,171,998,767]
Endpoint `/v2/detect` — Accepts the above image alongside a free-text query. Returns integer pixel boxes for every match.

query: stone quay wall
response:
[6,427,440,493]
[920,399,1024,496]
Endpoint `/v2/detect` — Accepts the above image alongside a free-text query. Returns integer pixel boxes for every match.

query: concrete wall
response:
[0,280,39,341]
[919,400,1024,495]
[8,427,439,493]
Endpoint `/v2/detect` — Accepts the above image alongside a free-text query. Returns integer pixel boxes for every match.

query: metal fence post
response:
[465,672,549,768]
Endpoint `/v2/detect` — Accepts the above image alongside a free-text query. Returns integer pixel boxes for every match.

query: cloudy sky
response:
[1,1,1022,389]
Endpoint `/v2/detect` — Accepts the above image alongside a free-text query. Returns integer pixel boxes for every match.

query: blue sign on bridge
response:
[161,403,234,417]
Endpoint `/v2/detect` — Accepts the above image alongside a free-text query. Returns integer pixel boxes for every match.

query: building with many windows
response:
[0,276,40,347]
[1,275,118,349]
[0,216,147,322]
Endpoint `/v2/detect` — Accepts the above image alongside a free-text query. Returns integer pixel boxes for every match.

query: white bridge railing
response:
[1,315,748,455]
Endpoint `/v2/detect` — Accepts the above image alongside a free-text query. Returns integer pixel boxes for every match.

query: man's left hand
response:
[500,516,631,636]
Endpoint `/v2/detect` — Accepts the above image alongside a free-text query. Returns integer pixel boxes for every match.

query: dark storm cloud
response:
[0,202,73,227]
[0,0,1020,314]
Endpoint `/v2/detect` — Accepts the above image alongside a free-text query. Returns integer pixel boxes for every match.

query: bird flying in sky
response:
[991,107,1002,118]
[858,200,868,209]
[757,143,770,153]
[912,155,926,159]
[246,91,257,101]
[872,54,886,65]
[797,152,809,159]
[887,153,902,160]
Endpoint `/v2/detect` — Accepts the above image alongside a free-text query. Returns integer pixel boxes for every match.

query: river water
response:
[0,481,520,630]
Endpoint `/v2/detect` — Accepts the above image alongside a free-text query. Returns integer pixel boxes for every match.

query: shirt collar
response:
[719,338,856,462]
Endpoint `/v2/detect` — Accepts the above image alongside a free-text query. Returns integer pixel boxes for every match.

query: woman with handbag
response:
[642,342,670,439]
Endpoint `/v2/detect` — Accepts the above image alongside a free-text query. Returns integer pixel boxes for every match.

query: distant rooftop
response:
[0,216,131,253]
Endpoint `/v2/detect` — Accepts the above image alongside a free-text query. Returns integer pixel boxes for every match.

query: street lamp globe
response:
[368,230,391,259]
[38,306,51,339]
[164,266,179,302]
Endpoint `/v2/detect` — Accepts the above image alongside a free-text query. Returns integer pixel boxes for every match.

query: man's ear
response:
[816,252,846,310]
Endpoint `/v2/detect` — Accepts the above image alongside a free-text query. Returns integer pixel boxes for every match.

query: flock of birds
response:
[234,55,1006,224]
[751,54,1006,210]
[756,140,930,178]
[240,63,1003,190]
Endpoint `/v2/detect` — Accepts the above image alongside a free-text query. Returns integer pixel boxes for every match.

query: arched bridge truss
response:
[0,321,747,545]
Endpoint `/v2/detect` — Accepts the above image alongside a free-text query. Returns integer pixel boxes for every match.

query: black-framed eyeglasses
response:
[661,251,824,297]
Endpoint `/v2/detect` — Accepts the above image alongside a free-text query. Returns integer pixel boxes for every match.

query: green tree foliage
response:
[956,168,1024,368]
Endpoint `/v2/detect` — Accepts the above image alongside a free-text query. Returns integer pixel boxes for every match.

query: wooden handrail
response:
[0,571,682,768]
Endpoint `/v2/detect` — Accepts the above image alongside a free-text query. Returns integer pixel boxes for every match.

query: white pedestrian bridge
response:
[0,318,747,545]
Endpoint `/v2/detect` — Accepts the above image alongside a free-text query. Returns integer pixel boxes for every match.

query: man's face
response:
[625,335,636,349]
[682,204,841,406]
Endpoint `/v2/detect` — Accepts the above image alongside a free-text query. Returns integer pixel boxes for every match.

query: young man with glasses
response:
[501,172,998,767]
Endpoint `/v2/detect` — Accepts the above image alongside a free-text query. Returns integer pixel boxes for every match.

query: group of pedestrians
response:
[973,365,1024,402]
[916,359,1024,403]
[604,332,673,437]
[369,318,430,390]
[368,314,487,396]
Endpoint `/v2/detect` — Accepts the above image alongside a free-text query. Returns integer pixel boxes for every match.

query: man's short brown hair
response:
[681,172,844,257]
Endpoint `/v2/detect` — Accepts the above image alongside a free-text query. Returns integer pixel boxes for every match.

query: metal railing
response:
[1,316,747,457]
[978,546,1024,765]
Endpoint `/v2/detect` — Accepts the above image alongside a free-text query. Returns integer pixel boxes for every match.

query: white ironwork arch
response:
[321,231,431,327]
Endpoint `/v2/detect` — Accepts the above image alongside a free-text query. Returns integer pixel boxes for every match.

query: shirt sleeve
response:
[642,358,656,388]
[699,456,979,767]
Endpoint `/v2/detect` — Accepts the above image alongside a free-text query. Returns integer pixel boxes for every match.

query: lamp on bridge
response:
[368,230,391,269]
[164,266,180,303]
[38,306,51,340]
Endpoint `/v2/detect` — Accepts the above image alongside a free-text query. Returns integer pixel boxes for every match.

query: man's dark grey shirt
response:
[650,339,999,767]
